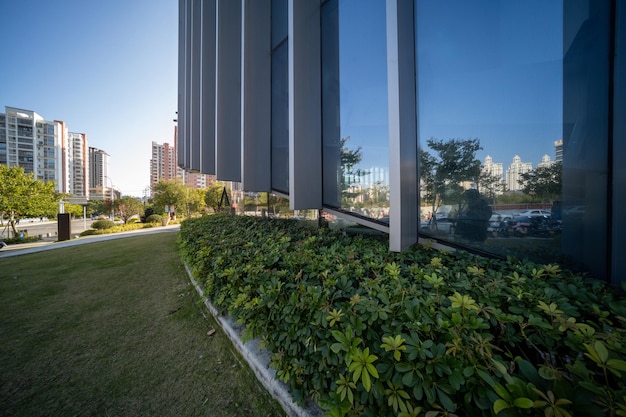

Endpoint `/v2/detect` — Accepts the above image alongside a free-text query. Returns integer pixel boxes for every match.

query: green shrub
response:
[1,235,42,245]
[90,220,115,230]
[79,222,157,237]
[145,214,162,224]
[179,214,626,417]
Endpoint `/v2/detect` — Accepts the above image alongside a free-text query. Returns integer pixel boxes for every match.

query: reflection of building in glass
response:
[506,155,533,191]
[554,139,563,162]
[361,166,389,188]
[537,154,554,168]
[177,1,625,284]
[481,155,504,194]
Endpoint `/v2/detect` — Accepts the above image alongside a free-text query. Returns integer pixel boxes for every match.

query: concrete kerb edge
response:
[183,264,323,417]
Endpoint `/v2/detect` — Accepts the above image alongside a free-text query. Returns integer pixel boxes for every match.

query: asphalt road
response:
[1,219,92,240]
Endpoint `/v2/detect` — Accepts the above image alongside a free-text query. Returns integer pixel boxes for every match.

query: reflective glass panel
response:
[271,0,289,194]
[416,1,564,263]
[322,0,389,220]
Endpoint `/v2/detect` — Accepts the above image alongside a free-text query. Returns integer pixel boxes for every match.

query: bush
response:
[179,214,626,417]
[90,220,115,230]
[145,214,162,224]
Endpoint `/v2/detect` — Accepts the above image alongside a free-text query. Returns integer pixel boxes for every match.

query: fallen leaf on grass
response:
[207,329,216,336]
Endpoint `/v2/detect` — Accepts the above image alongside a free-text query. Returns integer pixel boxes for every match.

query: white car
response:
[514,209,551,218]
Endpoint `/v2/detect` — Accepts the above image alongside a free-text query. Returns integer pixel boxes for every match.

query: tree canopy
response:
[519,161,562,203]
[114,196,145,224]
[420,138,482,214]
[0,165,58,236]
[151,180,207,218]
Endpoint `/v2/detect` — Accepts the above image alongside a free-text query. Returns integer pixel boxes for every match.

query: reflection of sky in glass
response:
[417,0,563,171]
[338,0,389,179]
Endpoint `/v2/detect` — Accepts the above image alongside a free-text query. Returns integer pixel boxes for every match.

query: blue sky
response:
[339,0,563,178]
[1,0,178,197]
[417,0,563,171]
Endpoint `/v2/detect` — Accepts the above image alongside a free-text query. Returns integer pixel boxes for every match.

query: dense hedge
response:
[80,222,158,236]
[179,214,626,417]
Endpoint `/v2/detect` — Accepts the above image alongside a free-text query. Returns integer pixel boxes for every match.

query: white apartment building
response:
[537,154,554,169]
[0,106,63,191]
[506,155,533,191]
[482,155,504,195]
[65,132,89,198]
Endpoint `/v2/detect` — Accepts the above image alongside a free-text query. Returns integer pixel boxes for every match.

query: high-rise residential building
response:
[150,141,182,189]
[481,155,504,194]
[64,132,89,198]
[506,155,533,191]
[554,139,563,162]
[184,171,213,189]
[0,106,63,191]
[89,147,109,200]
[151,140,214,195]
[537,154,554,169]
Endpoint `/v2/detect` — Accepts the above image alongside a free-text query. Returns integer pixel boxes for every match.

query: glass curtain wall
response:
[271,0,289,194]
[322,0,389,221]
[415,0,611,277]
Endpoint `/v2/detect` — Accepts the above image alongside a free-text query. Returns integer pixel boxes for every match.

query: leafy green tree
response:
[87,199,107,218]
[204,182,231,212]
[114,196,145,224]
[186,188,207,216]
[0,165,57,237]
[64,203,84,218]
[151,180,187,217]
[519,161,562,203]
[477,170,505,205]
[340,136,368,205]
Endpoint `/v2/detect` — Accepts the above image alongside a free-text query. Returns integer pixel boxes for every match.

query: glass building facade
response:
[177,0,625,286]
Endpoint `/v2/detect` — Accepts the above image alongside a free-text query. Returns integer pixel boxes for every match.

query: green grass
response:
[0,232,286,417]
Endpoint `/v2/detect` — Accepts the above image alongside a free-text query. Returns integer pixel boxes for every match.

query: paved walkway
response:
[0,224,181,258]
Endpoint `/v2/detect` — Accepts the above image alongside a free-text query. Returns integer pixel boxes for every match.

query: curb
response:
[184,264,323,417]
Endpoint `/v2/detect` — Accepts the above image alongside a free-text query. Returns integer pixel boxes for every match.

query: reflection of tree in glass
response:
[519,161,562,203]
[420,138,482,223]
[477,170,506,205]
[340,136,369,204]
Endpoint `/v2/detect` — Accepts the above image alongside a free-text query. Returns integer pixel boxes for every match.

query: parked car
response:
[514,209,552,218]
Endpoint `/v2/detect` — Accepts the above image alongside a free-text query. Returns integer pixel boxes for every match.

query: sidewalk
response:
[0,224,181,258]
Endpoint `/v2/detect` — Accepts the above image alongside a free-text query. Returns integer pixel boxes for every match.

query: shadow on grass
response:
[0,233,285,417]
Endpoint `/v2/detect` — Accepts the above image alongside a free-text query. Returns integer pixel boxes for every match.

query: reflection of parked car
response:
[420,219,455,234]
[514,209,552,217]
[509,215,561,237]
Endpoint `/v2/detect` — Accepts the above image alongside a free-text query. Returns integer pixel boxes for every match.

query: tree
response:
[64,203,85,218]
[477,170,506,205]
[114,196,145,224]
[340,136,369,205]
[151,180,187,217]
[519,161,562,203]
[204,182,231,212]
[0,165,58,237]
[420,138,482,217]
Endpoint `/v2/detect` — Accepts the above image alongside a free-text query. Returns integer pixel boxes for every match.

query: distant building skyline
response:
[1,105,109,199]
[150,140,215,196]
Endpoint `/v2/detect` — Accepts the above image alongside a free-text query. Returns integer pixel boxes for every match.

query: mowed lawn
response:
[0,232,285,417]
